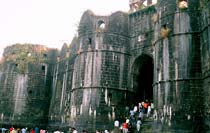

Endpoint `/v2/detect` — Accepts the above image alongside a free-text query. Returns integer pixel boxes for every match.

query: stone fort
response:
[0,0,209,132]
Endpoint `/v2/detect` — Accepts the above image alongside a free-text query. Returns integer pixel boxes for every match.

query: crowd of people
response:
[0,100,154,133]
[69,99,154,133]
[0,127,47,133]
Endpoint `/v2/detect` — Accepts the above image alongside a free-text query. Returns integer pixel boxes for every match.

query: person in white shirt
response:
[136,118,142,133]
[21,128,27,133]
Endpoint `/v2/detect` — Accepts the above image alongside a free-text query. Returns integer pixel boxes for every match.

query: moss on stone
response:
[3,44,49,73]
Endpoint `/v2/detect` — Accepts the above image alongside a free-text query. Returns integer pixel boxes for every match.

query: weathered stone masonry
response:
[0,0,210,132]
[0,44,57,127]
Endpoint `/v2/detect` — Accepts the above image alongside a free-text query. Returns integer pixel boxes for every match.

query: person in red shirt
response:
[30,129,35,133]
[143,100,149,114]
[9,126,14,133]
[122,119,130,133]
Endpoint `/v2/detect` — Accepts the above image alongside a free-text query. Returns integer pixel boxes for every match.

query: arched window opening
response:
[43,53,47,58]
[27,52,31,57]
[28,90,33,94]
[42,65,45,71]
[138,35,145,42]
[88,38,92,44]
[57,56,60,62]
[98,20,105,30]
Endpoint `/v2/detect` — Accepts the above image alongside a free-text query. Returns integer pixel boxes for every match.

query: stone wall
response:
[129,6,155,102]
[49,0,209,132]
[0,0,210,132]
[152,0,204,132]
[48,43,75,130]
[200,0,210,130]
[0,44,57,128]
[68,11,130,131]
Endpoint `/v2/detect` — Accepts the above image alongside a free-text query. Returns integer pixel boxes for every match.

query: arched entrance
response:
[132,54,154,104]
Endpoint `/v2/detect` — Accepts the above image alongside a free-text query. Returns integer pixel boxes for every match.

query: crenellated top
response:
[3,44,52,61]
[59,43,70,60]
[76,10,130,54]
[78,10,96,36]
[107,11,129,35]
[78,10,128,37]
[157,0,200,12]
[1,44,57,73]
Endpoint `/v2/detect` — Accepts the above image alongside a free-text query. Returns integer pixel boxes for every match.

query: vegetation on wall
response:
[178,0,188,9]
[3,44,48,73]
[160,26,170,38]
[152,14,158,23]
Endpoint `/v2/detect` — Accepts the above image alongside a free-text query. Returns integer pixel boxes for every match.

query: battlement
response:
[129,0,154,12]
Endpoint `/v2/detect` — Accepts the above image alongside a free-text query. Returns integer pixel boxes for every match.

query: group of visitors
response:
[0,126,47,133]
[69,99,154,133]
[111,99,154,133]
[0,100,154,133]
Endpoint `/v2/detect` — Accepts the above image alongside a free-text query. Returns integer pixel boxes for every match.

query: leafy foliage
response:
[4,44,48,73]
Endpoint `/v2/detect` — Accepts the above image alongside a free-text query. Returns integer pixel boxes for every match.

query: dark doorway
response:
[132,54,153,104]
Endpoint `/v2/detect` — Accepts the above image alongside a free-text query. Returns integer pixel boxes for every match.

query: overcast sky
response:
[0,0,156,58]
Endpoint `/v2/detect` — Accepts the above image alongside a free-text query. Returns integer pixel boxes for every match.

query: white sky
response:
[0,0,129,58]
[0,0,156,58]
